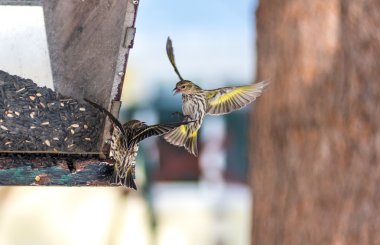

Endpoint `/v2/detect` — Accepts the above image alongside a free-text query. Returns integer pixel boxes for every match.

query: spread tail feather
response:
[114,166,137,190]
[116,174,137,190]
[164,125,198,156]
[184,133,198,156]
[125,173,137,190]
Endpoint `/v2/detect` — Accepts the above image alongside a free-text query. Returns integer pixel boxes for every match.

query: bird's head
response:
[124,120,146,130]
[173,80,199,95]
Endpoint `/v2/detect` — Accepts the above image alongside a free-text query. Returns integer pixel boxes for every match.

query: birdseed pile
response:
[0,70,105,152]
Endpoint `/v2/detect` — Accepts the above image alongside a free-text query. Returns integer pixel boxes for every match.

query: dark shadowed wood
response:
[251,0,380,244]
[0,155,114,186]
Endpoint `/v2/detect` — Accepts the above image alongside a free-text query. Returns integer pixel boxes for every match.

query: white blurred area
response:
[0,6,53,88]
[0,184,251,245]
[153,183,252,245]
[0,188,152,245]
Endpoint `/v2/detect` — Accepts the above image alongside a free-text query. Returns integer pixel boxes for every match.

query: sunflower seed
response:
[0,70,104,152]
[16,88,25,93]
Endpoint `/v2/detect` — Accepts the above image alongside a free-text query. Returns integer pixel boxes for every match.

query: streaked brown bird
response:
[164,37,270,156]
[85,98,191,190]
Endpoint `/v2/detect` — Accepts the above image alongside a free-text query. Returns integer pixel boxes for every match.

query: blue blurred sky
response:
[123,0,258,105]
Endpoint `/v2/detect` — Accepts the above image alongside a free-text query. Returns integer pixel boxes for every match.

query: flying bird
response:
[85,98,192,190]
[164,37,270,156]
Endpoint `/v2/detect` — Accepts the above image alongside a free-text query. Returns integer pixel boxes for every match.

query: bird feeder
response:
[0,0,139,186]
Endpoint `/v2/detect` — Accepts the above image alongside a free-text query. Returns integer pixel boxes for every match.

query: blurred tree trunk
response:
[250,0,380,244]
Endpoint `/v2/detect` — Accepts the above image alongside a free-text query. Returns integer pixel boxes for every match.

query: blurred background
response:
[1,0,379,244]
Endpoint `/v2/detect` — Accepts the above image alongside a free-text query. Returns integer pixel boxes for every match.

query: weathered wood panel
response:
[251,0,380,244]
[0,0,41,5]
[43,0,138,151]
[43,0,138,108]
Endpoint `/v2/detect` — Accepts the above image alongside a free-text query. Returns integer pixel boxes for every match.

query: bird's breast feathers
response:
[182,94,206,119]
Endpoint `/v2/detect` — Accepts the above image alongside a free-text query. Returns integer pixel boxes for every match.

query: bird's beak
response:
[172,87,179,95]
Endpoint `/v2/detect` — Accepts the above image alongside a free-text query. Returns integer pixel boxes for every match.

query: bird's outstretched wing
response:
[205,81,270,115]
[131,121,192,145]
[84,98,127,137]
[166,37,184,81]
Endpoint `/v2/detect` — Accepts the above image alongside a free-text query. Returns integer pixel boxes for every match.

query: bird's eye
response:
[181,85,186,89]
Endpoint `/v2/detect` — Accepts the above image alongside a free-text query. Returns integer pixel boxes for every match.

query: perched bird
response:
[164,37,270,156]
[85,98,191,190]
